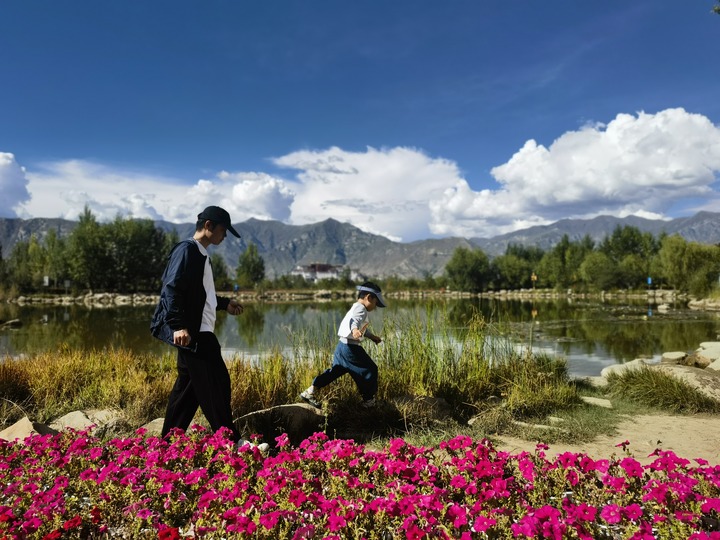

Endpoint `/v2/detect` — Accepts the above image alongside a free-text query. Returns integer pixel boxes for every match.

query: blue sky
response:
[1,1,719,241]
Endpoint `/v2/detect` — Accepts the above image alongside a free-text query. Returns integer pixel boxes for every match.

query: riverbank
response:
[6,287,715,310]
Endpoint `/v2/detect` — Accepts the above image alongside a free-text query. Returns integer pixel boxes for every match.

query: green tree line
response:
[1,211,719,297]
[444,226,720,297]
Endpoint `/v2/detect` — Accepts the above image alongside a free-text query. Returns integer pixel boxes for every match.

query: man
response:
[151,205,253,446]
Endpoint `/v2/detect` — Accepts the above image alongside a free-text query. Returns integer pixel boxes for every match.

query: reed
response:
[606,366,720,414]
[0,312,587,442]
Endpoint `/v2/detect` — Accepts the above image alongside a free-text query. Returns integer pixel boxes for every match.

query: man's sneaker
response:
[300,390,321,409]
[361,398,376,409]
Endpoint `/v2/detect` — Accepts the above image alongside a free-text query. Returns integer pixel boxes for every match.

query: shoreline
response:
[5,287,716,310]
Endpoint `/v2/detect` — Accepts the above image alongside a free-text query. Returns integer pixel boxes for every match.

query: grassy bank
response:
[2,309,717,447]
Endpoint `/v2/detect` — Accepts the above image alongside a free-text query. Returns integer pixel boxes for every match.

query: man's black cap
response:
[197,206,241,238]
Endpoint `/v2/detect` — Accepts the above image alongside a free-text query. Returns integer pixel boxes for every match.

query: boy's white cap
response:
[357,285,386,308]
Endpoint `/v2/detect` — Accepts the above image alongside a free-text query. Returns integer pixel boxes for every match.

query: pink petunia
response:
[473,514,497,532]
[600,504,623,524]
[623,503,643,520]
[328,513,347,531]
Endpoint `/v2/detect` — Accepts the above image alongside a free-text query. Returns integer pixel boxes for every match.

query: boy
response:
[300,281,386,409]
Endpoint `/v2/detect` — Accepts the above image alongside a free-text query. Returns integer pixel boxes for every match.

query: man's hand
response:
[173,329,191,347]
[227,300,244,316]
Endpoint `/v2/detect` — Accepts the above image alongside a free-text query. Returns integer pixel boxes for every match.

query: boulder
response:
[708,359,720,373]
[696,342,720,366]
[0,417,57,442]
[652,364,720,402]
[600,358,647,378]
[580,396,613,409]
[141,418,165,437]
[236,403,326,448]
[661,351,688,365]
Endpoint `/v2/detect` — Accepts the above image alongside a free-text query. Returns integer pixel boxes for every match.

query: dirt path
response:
[495,414,720,464]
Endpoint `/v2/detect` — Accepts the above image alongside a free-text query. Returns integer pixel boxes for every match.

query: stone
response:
[236,403,326,448]
[600,358,646,378]
[50,410,94,431]
[661,351,688,364]
[696,342,720,366]
[708,359,720,373]
[652,364,720,402]
[580,396,613,409]
[140,418,165,437]
[0,417,57,442]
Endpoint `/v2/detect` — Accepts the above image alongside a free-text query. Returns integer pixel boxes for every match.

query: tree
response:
[579,251,617,291]
[211,253,233,291]
[67,206,111,290]
[44,228,68,289]
[7,240,33,292]
[444,247,490,293]
[490,254,532,289]
[105,217,168,292]
[657,234,689,290]
[236,242,265,289]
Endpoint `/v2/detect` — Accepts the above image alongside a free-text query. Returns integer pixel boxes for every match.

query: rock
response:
[708,359,720,373]
[49,410,95,431]
[574,376,608,388]
[141,418,165,436]
[600,358,646,378]
[696,342,720,366]
[580,396,613,409]
[0,417,57,441]
[652,364,720,402]
[236,403,326,447]
[661,351,688,364]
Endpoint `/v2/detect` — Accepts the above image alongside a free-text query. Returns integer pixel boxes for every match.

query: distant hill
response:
[2,212,719,279]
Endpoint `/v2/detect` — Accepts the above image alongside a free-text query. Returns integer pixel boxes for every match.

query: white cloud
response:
[4,108,720,242]
[430,108,720,238]
[0,152,31,217]
[274,146,461,241]
[14,160,295,227]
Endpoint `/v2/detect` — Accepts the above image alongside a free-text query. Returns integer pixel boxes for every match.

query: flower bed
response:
[2,428,720,539]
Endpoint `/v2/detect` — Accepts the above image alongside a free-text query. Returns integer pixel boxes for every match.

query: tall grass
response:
[606,366,720,414]
[0,311,580,441]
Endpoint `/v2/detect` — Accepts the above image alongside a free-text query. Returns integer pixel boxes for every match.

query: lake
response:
[1,297,718,377]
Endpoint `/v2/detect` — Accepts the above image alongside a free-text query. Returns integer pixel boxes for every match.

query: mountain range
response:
[1,211,719,280]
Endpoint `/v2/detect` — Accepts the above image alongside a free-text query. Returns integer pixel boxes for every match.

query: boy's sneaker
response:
[236,439,270,454]
[300,390,321,409]
[361,398,376,409]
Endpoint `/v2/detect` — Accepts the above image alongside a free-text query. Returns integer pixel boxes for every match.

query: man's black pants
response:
[161,332,240,442]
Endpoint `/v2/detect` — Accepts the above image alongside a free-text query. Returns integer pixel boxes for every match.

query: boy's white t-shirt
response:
[194,239,217,332]
[337,302,370,342]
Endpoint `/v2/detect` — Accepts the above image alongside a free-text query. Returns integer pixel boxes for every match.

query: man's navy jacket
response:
[150,239,230,351]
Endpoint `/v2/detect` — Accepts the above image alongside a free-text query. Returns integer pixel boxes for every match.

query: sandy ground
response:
[495,414,720,465]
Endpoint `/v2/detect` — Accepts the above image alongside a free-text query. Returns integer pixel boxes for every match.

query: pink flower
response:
[620,457,645,478]
[158,526,181,540]
[259,511,281,529]
[450,474,467,489]
[473,514,496,532]
[328,513,347,531]
[62,515,82,530]
[623,503,643,520]
[702,498,720,513]
[600,504,623,524]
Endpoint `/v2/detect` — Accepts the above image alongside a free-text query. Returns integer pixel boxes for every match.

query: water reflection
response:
[1,298,717,377]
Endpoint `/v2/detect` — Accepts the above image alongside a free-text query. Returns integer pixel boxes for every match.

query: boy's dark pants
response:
[312,342,378,401]
[161,332,240,442]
